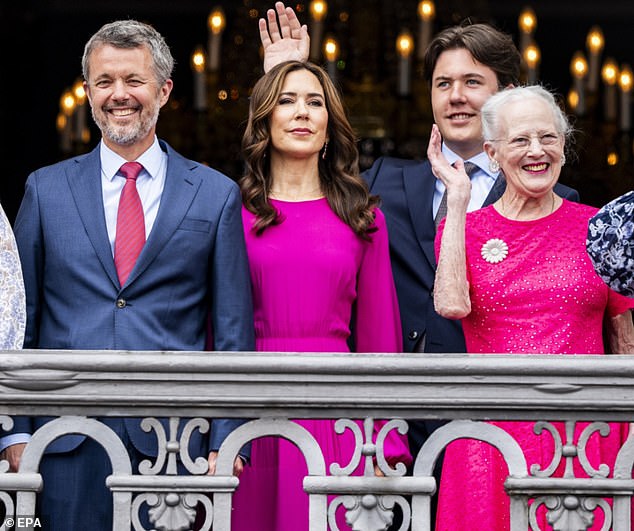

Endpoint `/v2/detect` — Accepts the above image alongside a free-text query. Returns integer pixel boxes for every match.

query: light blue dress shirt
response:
[101,137,167,252]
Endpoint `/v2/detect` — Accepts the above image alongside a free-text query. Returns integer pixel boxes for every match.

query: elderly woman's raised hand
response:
[260,2,310,73]
[427,124,471,209]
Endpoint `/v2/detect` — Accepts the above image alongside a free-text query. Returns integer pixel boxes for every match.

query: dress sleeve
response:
[0,203,25,350]
[587,191,634,297]
[606,287,634,317]
[353,208,412,467]
[353,208,402,353]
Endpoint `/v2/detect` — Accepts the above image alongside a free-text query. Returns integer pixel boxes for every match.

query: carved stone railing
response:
[1,350,634,530]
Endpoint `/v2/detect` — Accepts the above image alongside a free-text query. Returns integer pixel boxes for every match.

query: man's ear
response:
[83,81,92,105]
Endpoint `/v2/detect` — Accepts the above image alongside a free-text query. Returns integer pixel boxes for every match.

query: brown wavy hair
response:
[240,61,379,239]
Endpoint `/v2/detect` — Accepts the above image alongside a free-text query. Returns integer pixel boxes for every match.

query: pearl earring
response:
[561,154,566,166]
[489,159,500,173]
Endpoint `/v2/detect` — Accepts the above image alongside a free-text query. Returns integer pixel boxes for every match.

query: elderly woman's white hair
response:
[481,85,574,145]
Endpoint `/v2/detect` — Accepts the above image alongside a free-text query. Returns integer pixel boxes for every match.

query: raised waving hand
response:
[260,2,310,72]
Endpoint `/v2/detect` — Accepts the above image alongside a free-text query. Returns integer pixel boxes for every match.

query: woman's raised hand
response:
[260,2,310,72]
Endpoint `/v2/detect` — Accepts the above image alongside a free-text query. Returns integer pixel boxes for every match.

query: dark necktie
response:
[434,161,478,230]
[114,161,145,286]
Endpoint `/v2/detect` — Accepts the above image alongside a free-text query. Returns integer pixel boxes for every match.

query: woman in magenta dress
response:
[431,85,634,530]
[231,60,411,530]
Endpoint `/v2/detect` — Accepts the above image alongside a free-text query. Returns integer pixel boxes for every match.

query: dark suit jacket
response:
[11,140,255,457]
[364,156,580,354]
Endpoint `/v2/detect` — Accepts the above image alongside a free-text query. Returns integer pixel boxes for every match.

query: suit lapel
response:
[403,160,438,269]
[124,142,201,286]
[66,146,120,288]
[483,173,506,206]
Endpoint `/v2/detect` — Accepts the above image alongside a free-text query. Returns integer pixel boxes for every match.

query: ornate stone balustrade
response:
[1,350,634,530]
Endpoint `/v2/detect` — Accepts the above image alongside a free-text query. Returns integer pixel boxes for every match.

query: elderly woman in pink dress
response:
[432,85,634,530]
[231,59,411,530]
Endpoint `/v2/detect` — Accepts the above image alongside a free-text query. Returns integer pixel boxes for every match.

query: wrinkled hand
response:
[427,124,471,204]
[0,443,26,472]
[207,451,244,477]
[260,2,310,72]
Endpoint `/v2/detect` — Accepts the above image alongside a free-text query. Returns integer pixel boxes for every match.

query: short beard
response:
[92,102,161,146]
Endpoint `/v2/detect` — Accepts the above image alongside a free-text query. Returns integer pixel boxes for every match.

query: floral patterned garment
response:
[587,190,634,297]
[0,203,25,349]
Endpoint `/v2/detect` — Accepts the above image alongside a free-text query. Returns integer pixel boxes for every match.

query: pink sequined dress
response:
[435,200,634,530]
[232,198,412,531]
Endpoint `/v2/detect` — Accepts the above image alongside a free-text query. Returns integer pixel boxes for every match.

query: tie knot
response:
[119,161,144,181]
[462,161,478,177]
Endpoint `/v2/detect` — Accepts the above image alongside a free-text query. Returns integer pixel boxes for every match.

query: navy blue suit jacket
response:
[11,140,255,457]
[364,156,580,354]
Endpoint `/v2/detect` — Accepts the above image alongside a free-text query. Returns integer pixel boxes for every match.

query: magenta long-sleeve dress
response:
[435,200,634,530]
[232,197,412,530]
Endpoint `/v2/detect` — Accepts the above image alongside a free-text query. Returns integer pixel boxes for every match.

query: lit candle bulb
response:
[567,88,580,114]
[619,64,633,132]
[607,150,619,166]
[59,89,76,153]
[570,51,588,116]
[324,37,339,81]
[207,7,226,72]
[518,7,537,54]
[585,26,604,93]
[524,43,540,85]
[602,58,619,122]
[191,47,207,111]
[396,31,413,97]
[72,78,88,145]
[417,1,435,61]
[309,1,328,62]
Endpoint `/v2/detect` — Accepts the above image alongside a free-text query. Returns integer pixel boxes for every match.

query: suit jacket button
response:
[408,330,419,340]
[116,299,126,309]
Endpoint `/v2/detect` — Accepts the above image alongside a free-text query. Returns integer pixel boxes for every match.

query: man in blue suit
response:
[0,19,254,529]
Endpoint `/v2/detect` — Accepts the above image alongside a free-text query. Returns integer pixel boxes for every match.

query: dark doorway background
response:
[1,1,633,221]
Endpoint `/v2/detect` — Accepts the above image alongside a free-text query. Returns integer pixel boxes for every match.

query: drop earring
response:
[561,154,566,166]
[489,159,500,173]
[322,141,328,160]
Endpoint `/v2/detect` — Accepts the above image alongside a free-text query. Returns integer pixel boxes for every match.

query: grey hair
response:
[481,85,573,144]
[82,20,174,85]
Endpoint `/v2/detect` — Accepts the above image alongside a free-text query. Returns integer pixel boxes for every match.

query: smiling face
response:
[431,48,501,159]
[484,97,565,199]
[268,68,329,162]
[84,44,172,157]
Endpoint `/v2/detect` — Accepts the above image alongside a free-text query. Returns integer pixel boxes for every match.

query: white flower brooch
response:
[481,238,508,264]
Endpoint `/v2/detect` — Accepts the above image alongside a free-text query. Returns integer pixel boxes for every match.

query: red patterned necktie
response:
[114,161,145,286]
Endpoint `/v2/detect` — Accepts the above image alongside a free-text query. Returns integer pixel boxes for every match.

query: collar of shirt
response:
[100,137,167,253]
[433,144,500,217]
[440,144,498,181]
[100,137,163,182]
